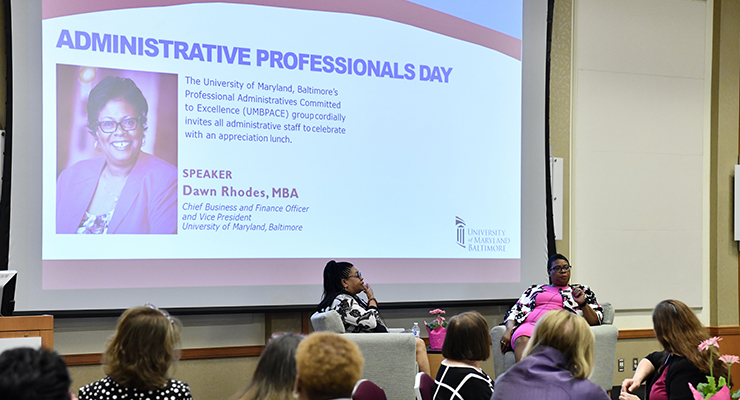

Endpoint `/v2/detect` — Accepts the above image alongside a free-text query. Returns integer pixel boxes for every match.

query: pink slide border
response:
[42,0,522,60]
[42,258,520,290]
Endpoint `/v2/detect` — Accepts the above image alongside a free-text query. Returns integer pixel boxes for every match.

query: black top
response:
[433,361,493,400]
[645,351,706,400]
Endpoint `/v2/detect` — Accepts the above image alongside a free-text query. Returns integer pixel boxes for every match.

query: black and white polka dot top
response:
[78,376,193,400]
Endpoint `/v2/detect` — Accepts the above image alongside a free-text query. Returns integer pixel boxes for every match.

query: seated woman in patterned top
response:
[316,260,431,375]
[500,254,603,362]
[78,305,192,400]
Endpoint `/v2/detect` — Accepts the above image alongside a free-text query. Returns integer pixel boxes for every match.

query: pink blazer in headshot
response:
[56,152,178,234]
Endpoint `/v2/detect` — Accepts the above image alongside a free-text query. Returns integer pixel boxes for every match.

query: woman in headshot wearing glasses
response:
[316,260,431,375]
[78,305,192,400]
[500,253,603,362]
[56,76,177,234]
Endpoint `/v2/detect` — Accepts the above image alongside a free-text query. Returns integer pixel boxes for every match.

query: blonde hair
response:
[522,309,594,379]
[295,332,364,399]
[103,306,181,391]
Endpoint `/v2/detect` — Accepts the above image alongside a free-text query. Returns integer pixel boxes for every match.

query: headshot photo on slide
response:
[55,65,178,234]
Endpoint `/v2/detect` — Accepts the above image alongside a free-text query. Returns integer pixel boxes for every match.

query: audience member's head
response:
[441,311,491,362]
[0,347,73,400]
[295,332,364,400]
[522,309,594,379]
[317,260,355,312]
[239,333,304,400]
[652,299,725,376]
[104,304,182,391]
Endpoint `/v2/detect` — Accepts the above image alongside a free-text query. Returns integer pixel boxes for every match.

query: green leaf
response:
[708,376,718,392]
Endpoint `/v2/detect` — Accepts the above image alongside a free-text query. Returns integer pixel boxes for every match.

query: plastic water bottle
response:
[411,322,420,338]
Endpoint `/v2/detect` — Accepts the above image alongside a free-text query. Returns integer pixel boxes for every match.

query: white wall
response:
[54,313,265,355]
[571,0,711,328]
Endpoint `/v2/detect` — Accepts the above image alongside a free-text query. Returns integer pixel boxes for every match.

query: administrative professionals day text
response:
[41,3,522,261]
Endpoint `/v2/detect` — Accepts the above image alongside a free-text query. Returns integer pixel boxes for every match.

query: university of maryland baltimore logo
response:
[456,216,466,248]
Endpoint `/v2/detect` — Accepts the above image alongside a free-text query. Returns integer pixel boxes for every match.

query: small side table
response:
[427,347,444,378]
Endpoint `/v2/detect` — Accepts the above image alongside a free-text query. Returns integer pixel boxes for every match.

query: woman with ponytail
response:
[317,260,385,333]
[316,260,431,375]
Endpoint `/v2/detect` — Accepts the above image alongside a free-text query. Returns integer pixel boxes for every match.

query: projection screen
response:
[7,0,549,312]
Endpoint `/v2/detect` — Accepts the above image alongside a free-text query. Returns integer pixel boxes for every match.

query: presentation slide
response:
[9,0,547,312]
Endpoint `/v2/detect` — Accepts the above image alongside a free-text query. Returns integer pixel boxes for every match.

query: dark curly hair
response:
[0,347,71,400]
[87,76,148,136]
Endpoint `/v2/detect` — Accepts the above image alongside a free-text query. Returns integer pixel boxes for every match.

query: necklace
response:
[101,168,128,203]
[102,180,121,202]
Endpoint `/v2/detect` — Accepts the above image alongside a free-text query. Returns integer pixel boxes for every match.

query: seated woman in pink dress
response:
[499,254,603,361]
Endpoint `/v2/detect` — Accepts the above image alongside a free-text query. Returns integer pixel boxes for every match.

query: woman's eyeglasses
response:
[549,265,571,273]
[347,271,362,279]
[97,117,140,133]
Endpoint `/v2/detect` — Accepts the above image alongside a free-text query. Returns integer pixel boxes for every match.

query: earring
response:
[292,392,299,399]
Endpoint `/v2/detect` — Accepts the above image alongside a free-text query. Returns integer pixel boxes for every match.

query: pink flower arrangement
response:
[699,337,723,352]
[690,385,730,400]
[425,309,448,331]
[720,355,740,365]
[691,336,740,399]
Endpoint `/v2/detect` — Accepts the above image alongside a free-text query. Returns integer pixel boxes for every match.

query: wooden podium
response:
[0,315,54,348]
